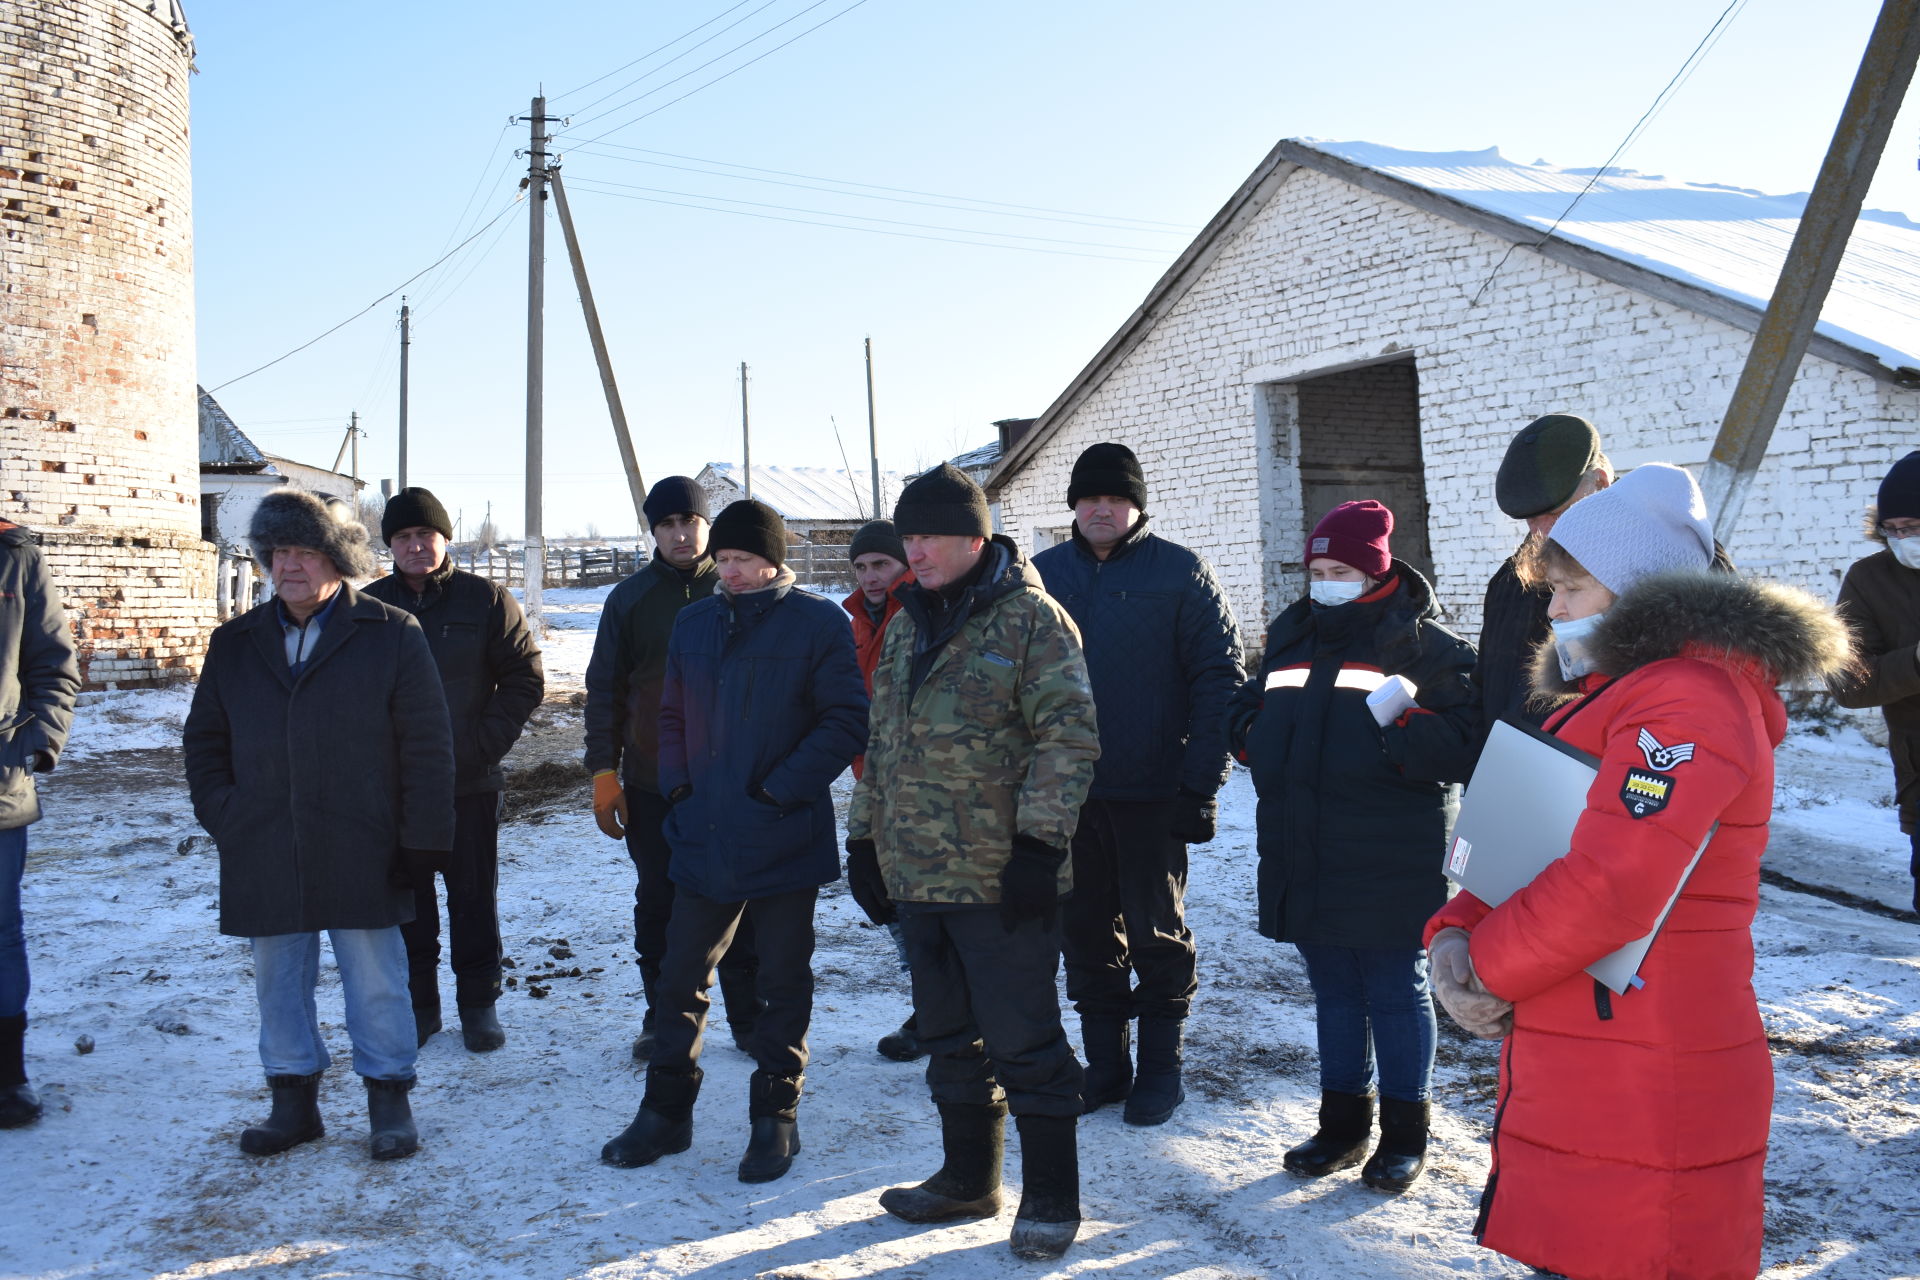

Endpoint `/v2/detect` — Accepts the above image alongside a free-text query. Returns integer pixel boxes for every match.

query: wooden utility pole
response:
[1701,0,1920,540]
[522,93,557,628]
[397,300,411,491]
[548,167,652,552]
[865,336,881,519]
[740,361,752,499]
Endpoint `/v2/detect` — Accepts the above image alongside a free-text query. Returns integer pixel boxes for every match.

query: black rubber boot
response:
[1078,1016,1131,1114]
[1010,1113,1080,1260]
[413,1003,442,1049]
[1361,1096,1430,1193]
[603,1065,701,1168]
[365,1076,419,1161]
[738,1071,803,1183]
[878,1101,1006,1223]
[458,1004,506,1053]
[0,1013,41,1130]
[877,1014,925,1062]
[1283,1089,1374,1177]
[1124,1017,1185,1126]
[239,1071,324,1155]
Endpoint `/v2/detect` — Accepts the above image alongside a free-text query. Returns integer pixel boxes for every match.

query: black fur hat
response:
[250,487,375,578]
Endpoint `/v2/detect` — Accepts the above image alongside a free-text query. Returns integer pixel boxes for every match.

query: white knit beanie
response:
[1548,462,1713,596]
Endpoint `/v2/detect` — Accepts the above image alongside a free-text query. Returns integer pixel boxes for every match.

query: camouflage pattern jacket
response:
[847,537,1100,905]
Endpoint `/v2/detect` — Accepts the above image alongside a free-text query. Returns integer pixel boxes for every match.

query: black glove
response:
[750,783,782,808]
[845,837,896,926]
[667,784,692,805]
[998,834,1066,933]
[1168,786,1217,844]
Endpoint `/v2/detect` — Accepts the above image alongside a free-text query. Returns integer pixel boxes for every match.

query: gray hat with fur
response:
[249,487,375,578]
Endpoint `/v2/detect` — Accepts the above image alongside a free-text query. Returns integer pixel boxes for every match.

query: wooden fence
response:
[454,543,855,593]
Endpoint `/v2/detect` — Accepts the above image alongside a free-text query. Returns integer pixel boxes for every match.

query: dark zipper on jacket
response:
[1473,1035,1514,1240]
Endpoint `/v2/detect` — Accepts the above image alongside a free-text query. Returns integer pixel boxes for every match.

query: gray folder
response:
[1444,719,1708,995]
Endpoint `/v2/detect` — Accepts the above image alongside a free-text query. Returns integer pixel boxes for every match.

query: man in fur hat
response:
[184,488,455,1162]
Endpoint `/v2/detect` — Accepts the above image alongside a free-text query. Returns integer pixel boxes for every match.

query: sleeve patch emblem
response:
[1637,727,1696,771]
[1621,767,1674,818]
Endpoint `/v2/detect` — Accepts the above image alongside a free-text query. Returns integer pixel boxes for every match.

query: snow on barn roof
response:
[197,386,270,472]
[1312,140,1920,374]
[699,462,910,523]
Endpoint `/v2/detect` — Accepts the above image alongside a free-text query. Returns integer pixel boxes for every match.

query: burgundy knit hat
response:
[1306,500,1393,579]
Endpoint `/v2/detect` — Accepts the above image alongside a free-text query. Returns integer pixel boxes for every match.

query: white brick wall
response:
[997,167,1920,646]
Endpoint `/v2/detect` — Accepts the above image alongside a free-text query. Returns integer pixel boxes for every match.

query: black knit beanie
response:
[893,463,991,538]
[643,475,712,530]
[1066,442,1148,510]
[381,486,453,545]
[709,499,787,566]
[848,519,906,564]
[1878,451,1920,521]
[1496,414,1603,519]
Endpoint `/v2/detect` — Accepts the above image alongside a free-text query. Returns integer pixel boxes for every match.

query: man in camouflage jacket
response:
[845,463,1099,1263]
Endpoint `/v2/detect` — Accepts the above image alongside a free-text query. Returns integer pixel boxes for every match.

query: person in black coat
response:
[184,489,455,1162]
[1032,443,1242,1127]
[1227,500,1476,1195]
[601,500,867,1185]
[364,487,543,1054]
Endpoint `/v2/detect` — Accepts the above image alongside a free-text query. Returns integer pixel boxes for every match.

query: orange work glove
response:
[592,769,628,839]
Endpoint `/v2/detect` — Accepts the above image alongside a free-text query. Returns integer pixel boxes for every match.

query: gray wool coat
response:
[183,583,456,937]
[0,525,80,830]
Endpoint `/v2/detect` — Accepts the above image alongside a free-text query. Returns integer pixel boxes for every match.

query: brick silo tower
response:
[1,0,215,686]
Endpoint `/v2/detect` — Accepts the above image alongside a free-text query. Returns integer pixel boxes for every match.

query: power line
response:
[563,172,1168,250]
[564,179,1169,263]
[416,205,523,322]
[207,199,520,393]
[566,141,1194,233]
[435,120,514,258]
[1470,0,1750,305]
[553,0,782,114]
[565,0,876,144]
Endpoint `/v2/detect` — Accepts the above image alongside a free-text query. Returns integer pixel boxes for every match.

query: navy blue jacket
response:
[1033,520,1242,802]
[1227,563,1477,948]
[659,575,869,902]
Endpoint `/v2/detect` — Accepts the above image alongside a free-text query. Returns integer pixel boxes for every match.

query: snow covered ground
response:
[6,602,1918,1280]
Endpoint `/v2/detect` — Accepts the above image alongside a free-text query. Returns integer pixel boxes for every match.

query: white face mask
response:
[1551,612,1607,681]
[1309,579,1366,608]
[1892,537,1920,570]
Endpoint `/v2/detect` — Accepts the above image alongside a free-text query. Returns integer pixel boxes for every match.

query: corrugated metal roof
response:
[698,462,911,523]
[1312,140,1920,372]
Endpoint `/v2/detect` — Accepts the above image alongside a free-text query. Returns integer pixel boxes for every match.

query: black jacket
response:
[0,525,79,831]
[1470,554,1551,752]
[1227,563,1477,948]
[183,584,456,937]
[583,554,718,793]
[1033,520,1242,802]
[364,563,543,796]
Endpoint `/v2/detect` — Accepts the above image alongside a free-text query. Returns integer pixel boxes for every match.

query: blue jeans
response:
[0,827,25,1018]
[251,929,417,1081]
[1294,942,1436,1103]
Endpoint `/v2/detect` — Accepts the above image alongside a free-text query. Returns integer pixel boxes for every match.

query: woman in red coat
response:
[1427,464,1851,1280]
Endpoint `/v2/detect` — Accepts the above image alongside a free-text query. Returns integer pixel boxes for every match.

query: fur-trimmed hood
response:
[1529,569,1854,703]
[249,487,375,578]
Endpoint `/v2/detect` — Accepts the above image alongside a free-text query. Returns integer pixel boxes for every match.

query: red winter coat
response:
[1427,571,1851,1280]
[843,577,909,781]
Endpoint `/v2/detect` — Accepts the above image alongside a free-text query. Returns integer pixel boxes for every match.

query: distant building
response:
[695,462,910,547]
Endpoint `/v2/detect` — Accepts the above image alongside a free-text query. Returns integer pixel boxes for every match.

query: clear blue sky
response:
[187,0,1920,541]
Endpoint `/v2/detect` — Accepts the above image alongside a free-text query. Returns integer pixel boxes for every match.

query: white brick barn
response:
[987,139,1920,640]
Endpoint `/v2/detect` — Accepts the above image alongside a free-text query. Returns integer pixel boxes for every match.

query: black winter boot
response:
[879,1101,1006,1222]
[1283,1090,1374,1177]
[877,1013,925,1062]
[738,1071,803,1183]
[239,1071,324,1155]
[458,1004,506,1053]
[0,1013,40,1130]
[1124,1017,1185,1126]
[412,1003,442,1048]
[1361,1096,1430,1192]
[1078,1016,1131,1114]
[364,1076,419,1161]
[1009,1113,1080,1261]
[603,1065,701,1168]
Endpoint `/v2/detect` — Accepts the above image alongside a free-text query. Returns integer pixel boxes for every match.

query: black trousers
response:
[650,884,816,1082]
[624,788,759,1029]
[902,908,1083,1118]
[1059,797,1197,1022]
[403,790,504,1011]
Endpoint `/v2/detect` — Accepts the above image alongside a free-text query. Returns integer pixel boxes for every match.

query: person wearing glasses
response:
[1830,450,1920,916]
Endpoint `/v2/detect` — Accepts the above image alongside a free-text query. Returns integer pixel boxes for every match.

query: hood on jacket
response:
[0,522,38,548]
[1529,569,1855,703]
[1865,503,1887,546]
